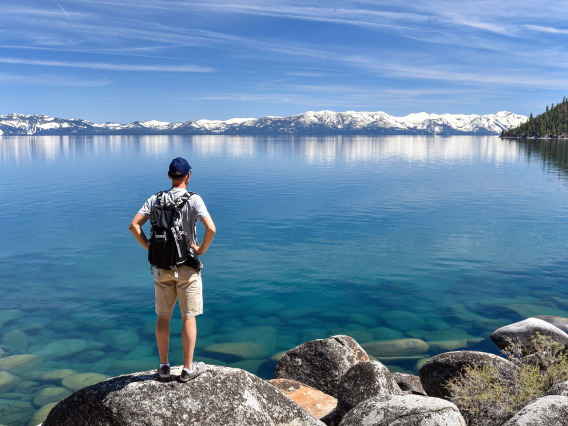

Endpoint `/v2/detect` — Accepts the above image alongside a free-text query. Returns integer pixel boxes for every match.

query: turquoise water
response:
[2,135,568,424]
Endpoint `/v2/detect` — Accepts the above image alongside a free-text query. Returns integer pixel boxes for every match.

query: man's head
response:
[168,157,191,183]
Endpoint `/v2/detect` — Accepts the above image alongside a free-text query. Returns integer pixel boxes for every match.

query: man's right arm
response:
[129,213,149,251]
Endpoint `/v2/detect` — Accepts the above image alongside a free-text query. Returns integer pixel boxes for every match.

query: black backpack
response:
[148,191,194,275]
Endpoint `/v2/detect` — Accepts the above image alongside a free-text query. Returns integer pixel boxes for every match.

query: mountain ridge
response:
[0,110,527,136]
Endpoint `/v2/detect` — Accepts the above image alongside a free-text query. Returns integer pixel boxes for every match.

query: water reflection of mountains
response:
[3,136,568,177]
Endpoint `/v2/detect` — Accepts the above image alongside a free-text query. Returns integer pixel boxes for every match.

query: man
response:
[129,157,216,382]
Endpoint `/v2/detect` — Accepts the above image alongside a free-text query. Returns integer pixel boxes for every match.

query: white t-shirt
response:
[139,187,210,258]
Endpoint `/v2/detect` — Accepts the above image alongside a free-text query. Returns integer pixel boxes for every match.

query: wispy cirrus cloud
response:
[524,25,568,35]
[0,72,110,87]
[0,57,214,72]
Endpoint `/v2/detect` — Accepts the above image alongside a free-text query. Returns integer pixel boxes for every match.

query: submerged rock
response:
[336,360,402,416]
[61,372,110,392]
[490,317,568,350]
[0,398,34,426]
[274,335,368,397]
[98,329,140,353]
[0,355,42,375]
[0,371,21,394]
[33,339,87,360]
[502,395,568,426]
[28,402,58,426]
[419,350,516,399]
[338,394,466,426]
[32,386,71,407]
[268,378,337,420]
[44,365,324,425]
[0,309,24,329]
[204,342,268,360]
[38,369,78,383]
[362,338,429,357]
[380,310,426,331]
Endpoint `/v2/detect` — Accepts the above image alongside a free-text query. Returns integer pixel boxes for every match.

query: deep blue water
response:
[2,135,568,425]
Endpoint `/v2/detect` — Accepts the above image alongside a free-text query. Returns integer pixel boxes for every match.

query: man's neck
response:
[171,183,187,190]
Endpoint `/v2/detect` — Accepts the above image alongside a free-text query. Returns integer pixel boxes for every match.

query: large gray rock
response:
[44,365,324,425]
[337,361,402,416]
[392,372,426,395]
[547,381,568,397]
[274,335,369,397]
[502,395,568,426]
[338,394,466,426]
[419,351,516,399]
[490,318,568,350]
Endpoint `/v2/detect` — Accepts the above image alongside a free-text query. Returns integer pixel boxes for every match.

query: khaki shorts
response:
[154,265,203,317]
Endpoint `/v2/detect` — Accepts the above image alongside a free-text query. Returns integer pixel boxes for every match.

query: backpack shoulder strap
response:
[175,191,193,210]
[155,191,166,207]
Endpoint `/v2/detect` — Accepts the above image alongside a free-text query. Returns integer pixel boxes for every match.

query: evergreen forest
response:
[501,97,568,138]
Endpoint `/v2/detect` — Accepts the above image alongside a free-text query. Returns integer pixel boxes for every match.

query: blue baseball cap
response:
[168,157,191,178]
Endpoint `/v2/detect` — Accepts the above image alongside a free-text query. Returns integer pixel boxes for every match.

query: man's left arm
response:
[190,215,216,256]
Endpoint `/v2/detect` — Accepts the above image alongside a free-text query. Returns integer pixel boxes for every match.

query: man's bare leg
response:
[182,316,197,369]
[156,315,171,364]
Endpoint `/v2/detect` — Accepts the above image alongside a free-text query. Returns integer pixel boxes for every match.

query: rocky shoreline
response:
[40,316,568,425]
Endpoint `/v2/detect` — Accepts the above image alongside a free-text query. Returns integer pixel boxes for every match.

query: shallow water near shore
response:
[2,135,568,425]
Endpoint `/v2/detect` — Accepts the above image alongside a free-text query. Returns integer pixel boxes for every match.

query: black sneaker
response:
[180,362,205,382]
[157,364,170,379]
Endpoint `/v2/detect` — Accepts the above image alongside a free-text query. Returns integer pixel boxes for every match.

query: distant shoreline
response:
[500,135,568,140]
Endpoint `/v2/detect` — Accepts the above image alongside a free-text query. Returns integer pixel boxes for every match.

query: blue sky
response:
[2,1,568,122]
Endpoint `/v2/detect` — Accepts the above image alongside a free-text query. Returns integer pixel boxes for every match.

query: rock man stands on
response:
[129,157,216,382]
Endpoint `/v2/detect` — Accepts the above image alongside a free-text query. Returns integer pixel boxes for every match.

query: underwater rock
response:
[0,309,25,329]
[0,398,34,425]
[44,365,324,426]
[223,326,278,353]
[339,394,466,426]
[204,342,268,360]
[104,360,156,377]
[2,329,29,353]
[348,313,378,327]
[28,402,57,426]
[268,378,337,420]
[33,339,87,360]
[0,371,21,394]
[380,310,426,331]
[336,360,402,416]
[274,335,368,397]
[0,355,42,375]
[32,386,71,407]
[124,345,154,360]
[369,326,404,341]
[98,329,140,353]
[362,338,429,357]
[61,372,110,392]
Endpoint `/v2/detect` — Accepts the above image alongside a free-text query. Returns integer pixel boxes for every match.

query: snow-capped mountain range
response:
[0,110,526,136]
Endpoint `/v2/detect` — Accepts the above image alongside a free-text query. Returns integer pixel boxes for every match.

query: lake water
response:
[2,135,568,425]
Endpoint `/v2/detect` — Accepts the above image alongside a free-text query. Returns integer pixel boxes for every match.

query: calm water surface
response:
[2,135,568,425]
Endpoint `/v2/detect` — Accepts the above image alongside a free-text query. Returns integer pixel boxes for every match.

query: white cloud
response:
[0,57,215,72]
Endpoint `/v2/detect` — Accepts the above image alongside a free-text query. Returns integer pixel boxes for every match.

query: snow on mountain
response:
[0,111,527,136]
